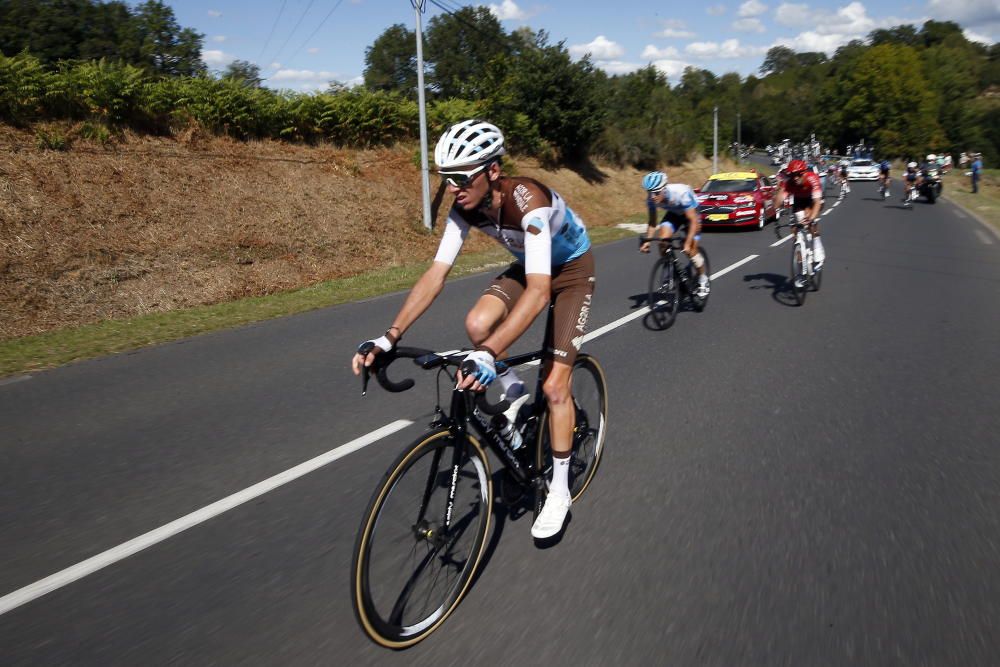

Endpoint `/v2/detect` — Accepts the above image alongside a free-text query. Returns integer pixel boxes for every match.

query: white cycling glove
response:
[463,350,497,386]
[358,332,396,355]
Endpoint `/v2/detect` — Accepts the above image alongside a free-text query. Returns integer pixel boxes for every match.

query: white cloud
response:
[775,2,810,27]
[963,29,993,44]
[201,50,236,68]
[771,1,935,55]
[489,0,527,20]
[594,60,645,75]
[569,35,625,59]
[659,28,697,38]
[738,0,768,18]
[267,69,348,92]
[656,19,696,39]
[211,35,226,42]
[733,18,766,32]
[685,38,768,59]
[707,4,726,16]
[774,31,852,53]
[270,69,340,82]
[307,48,320,54]
[927,0,1000,26]
[651,59,692,80]
[207,10,222,17]
[642,44,681,59]
[269,62,282,70]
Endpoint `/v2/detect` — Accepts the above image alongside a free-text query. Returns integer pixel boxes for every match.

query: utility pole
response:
[713,106,718,174]
[411,0,432,229]
[737,111,741,164]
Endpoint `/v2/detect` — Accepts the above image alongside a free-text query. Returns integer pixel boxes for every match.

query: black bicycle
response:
[641,235,711,329]
[351,340,608,648]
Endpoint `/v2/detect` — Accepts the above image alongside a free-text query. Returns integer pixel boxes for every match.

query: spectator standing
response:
[971,153,983,194]
[960,152,969,169]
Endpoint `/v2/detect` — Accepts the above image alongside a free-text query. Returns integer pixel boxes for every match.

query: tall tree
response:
[363,23,416,96]
[840,44,944,156]
[424,7,509,99]
[222,59,262,88]
[133,0,204,76]
[759,46,797,76]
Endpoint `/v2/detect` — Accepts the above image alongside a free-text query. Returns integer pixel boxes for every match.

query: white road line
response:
[0,419,414,617]
[0,250,773,614]
[710,254,758,280]
[0,375,31,387]
[975,229,994,245]
[771,235,793,247]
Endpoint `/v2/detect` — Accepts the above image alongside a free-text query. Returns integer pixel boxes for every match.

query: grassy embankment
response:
[940,168,1000,233]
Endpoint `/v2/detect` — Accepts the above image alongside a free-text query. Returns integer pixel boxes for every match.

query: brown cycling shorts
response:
[483,250,595,366]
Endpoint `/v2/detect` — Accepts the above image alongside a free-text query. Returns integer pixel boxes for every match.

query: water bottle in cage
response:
[492,414,523,451]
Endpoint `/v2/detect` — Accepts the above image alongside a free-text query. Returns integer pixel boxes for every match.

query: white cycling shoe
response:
[531,492,572,539]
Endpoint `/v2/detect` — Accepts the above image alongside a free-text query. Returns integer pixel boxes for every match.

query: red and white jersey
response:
[783,170,823,202]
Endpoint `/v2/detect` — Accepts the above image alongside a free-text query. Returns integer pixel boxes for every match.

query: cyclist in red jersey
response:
[774,159,825,267]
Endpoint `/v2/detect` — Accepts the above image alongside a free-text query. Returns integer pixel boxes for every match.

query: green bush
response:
[0,51,49,124]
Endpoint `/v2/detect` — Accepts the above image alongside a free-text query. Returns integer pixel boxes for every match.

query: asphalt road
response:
[2,181,999,666]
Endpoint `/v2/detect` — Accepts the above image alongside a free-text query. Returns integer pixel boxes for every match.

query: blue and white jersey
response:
[647,183,699,216]
[434,176,590,275]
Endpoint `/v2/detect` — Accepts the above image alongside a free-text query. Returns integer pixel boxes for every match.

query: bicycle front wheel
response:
[352,428,493,648]
[790,242,807,305]
[647,256,679,330]
[536,354,609,502]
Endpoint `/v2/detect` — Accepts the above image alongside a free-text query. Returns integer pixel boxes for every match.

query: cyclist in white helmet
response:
[902,161,922,205]
[639,171,709,298]
[352,119,595,540]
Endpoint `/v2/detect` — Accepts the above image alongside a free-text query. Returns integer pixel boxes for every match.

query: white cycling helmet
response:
[927,154,937,161]
[434,119,506,171]
[907,162,918,169]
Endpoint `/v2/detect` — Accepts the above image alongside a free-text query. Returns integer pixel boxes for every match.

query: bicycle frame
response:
[412,348,550,533]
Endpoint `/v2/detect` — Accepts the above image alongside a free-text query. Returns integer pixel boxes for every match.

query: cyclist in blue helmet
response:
[640,171,709,298]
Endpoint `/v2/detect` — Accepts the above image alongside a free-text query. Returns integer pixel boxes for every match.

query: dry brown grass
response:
[0,123,739,340]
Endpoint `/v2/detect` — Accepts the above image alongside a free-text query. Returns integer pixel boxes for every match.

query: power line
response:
[266,0,318,67]
[256,0,290,65]
[281,0,347,69]
[425,0,498,40]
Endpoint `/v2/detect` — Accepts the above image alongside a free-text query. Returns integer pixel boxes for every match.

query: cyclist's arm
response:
[387,213,468,335]
[641,199,657,252]
[683,206,701,255]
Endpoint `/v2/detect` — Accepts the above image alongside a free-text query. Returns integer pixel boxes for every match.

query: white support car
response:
[846,159,880,180]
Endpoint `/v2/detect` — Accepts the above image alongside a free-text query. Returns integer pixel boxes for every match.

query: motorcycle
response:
[917,168,943,204]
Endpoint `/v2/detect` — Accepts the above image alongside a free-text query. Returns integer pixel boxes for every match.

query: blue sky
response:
[170,0,1000,91]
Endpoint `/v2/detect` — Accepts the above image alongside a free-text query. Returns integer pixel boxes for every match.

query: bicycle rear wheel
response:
[647,256,679,329]
[352,428,492,648]
[536,354,609,503]
[790,242,807,305]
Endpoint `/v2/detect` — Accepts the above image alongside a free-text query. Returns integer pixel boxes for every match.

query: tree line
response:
[2,0,997,164]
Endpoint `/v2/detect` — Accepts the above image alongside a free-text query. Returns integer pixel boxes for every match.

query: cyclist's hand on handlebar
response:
[352,335,395,376]
[639,241,651,254]
[456,349,496,392]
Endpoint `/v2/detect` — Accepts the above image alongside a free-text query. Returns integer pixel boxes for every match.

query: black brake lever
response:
[358,341,375,396]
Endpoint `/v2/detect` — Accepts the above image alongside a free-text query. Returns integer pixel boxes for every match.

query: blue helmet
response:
[642,171,667,191]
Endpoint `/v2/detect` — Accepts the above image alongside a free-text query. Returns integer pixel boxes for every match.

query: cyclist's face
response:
[446,164,492,210]
[650,188,667,203]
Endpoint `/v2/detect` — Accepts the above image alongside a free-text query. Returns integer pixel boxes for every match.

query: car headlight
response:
[734,195,754,203]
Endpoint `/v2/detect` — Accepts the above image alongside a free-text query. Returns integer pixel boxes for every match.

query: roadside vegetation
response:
[1,1,996,374]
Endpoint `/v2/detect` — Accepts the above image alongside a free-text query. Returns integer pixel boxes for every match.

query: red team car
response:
[695,171,777,230]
